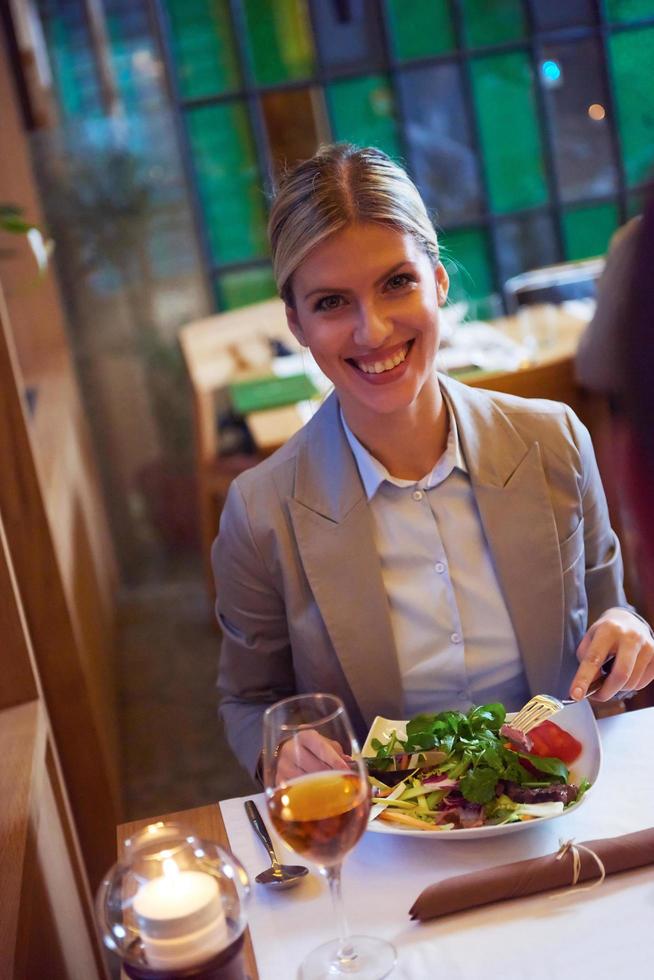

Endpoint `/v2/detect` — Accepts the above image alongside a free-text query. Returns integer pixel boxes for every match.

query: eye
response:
[314,294,345,312]
[385,272,415,291]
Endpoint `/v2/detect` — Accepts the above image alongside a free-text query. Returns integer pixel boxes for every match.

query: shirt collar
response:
[340,392,467,502]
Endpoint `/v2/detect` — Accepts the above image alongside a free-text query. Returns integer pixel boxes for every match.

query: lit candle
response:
[133,858,228,969]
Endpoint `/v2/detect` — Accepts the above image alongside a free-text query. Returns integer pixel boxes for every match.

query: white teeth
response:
[356,344,408,374]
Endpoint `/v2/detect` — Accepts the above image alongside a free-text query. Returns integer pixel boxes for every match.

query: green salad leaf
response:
[460,766,500,804]
[517,750,569,782]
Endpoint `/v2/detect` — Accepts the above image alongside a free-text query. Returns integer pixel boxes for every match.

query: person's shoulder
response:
[501,395,588,468]
[444,373,575,426]
[490,388,575,429]
[442,374,586,469]
[486,386,584,450]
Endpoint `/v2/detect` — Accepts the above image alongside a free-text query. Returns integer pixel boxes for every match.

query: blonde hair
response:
[268,144,439,306]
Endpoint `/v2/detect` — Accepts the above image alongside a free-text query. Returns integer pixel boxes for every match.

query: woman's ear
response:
[435,262,449,307]
[285,304,308,346]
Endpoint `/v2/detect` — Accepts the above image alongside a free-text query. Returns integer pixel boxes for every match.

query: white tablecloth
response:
[221,708,654,980]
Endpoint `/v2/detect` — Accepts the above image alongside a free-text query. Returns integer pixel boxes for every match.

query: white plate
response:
[362,700,602,839]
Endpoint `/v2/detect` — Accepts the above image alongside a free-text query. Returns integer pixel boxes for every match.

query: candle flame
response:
[162,857,180,879]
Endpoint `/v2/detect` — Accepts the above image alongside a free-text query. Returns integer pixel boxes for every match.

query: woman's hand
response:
[276,730,351,782]
[571,608,654,701]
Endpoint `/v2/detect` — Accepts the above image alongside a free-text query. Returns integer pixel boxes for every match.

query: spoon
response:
[244,800,309,890]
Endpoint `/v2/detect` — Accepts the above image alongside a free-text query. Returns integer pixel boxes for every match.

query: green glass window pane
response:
[387,0,455,61]
[461,0,526,47]
[471,53,548,212]
[242,0,314,86]
[562,202,619,261]
[328,75,400,158]
[610,27,654,187]
[441,227,494,305]
[216,266,277,310]
[606,0,654,22]
[165,0,241,98]
[186,102,268,263]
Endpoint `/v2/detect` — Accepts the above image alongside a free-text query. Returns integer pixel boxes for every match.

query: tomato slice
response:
[528,720,582,765]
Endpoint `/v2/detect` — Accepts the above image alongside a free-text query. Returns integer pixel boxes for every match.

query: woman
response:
[213,144,653,780]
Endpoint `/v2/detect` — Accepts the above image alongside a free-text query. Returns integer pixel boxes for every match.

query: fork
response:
[507,657,615,735]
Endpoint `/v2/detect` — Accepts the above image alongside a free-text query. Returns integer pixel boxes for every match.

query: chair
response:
[503,257,605,314]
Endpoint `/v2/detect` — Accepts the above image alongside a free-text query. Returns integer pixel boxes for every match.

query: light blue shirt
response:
[341,400,531,716]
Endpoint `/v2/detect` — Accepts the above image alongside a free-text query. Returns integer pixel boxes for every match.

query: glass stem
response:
[325,863,357,968]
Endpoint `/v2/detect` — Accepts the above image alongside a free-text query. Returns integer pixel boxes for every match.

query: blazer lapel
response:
[289,395,403,725]
[441,376,564,696]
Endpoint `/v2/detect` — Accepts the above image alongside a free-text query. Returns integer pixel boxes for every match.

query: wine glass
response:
[262,693,396,980]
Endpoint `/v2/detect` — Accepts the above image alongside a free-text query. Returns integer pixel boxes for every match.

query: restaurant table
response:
[118,707,654,979]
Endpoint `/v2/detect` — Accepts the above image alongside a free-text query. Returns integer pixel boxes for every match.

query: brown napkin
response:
[410,827,654,921]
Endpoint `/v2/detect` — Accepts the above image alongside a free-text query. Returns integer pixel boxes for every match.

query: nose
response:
[352,301,392,349]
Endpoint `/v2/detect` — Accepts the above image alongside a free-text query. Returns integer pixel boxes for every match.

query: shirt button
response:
[435,561,446,574]
[450,632,462,644]
[412,490,423,501]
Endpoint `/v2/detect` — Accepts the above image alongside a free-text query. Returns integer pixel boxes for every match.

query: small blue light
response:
[541,60,561,83]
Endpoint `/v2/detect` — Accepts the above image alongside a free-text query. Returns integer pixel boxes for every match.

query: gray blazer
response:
[213,375,628,778]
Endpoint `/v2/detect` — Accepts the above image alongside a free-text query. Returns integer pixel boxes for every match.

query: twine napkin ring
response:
[552,838,606,895]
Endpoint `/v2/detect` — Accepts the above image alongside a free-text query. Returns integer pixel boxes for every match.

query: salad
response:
[368,703,590,831]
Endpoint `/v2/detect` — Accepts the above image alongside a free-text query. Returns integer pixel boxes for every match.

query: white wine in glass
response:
[262,693,396,979]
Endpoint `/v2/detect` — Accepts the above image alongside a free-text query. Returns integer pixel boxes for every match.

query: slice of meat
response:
[499,722,533,753]
[503,781,579,805]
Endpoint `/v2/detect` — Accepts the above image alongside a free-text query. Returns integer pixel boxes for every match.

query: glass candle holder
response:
[96,822,250,979]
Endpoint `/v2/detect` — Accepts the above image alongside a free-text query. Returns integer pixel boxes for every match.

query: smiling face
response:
[285,222,448,433]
